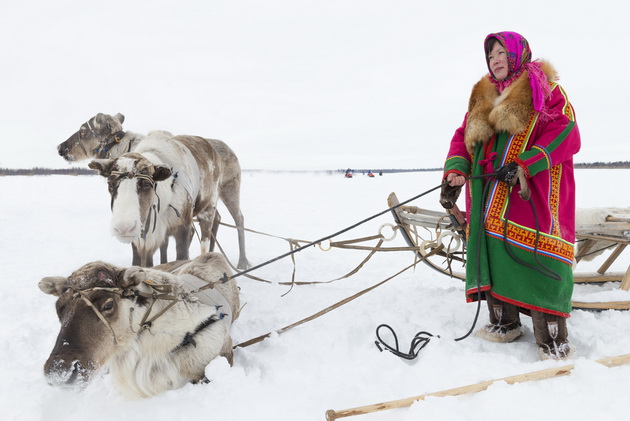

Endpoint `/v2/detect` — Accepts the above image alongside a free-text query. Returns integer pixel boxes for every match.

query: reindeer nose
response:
[113,221,139,239]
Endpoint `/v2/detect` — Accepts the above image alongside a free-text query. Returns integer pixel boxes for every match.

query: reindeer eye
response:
[138,179,152,189]
[102,300,114,312]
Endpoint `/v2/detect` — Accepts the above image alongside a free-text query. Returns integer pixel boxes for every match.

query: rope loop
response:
[318,239,333,252]
[378,223,398,241]
[374,324,437,360]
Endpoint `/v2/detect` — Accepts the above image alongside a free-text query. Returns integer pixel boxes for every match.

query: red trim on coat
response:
[515,157,530,178]
[465,285,491,301]
[466,287,570,318]
[490,291,570,318]
[444,169,467,179]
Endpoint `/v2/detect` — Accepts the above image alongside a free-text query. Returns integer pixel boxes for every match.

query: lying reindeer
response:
[57,113,249,269]
[39,253,239,398]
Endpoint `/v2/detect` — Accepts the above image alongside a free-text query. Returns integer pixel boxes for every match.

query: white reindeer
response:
[39,253,239,398]
[89,131,249,269]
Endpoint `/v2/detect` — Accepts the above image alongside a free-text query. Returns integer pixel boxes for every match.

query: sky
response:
[1,0,628,171]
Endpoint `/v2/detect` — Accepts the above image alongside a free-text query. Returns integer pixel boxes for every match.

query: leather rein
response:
[70,278,227,352]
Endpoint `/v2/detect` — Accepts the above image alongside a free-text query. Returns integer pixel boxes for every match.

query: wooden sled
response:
[388,192,466,280]
[572,211,630,310]
[388,192,630,311]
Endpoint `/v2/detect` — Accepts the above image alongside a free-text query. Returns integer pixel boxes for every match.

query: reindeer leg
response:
[160,233,169,264]
[209,212,221,252]
[131,243,141,266]
[197,206,218,256]
[175,224,192,261]
[219,178,249,269]
[145,253,154,268]
[134,241,153,267]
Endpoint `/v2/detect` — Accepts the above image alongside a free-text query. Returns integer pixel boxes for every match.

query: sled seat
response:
[574,210,630,289]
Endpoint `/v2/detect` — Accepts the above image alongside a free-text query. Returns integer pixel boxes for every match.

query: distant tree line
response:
[339,161,630,174]
[1,161,628,177]
[574,161,630,169]
[338,168,442,174]
[0,167,96,176]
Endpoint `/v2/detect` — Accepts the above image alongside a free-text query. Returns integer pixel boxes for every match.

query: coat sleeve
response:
[515,84,581,178]
[443,114,472,178]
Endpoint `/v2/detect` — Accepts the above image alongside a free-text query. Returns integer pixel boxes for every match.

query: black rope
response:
[453,176,494,341]
[227,181,450,282]
[374,324,436,360]
[375,174,495,358]
[375,171,562,359]
[575,242,618,259]
[502,187,562,281]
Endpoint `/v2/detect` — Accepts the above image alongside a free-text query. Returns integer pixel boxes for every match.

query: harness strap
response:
[76,291,121,345]
[170,312,226,353]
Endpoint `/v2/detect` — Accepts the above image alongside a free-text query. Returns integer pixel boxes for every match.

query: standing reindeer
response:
[89,132,249,269]
[58,113,249,269]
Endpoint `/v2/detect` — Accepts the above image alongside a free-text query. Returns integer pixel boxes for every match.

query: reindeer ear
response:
[121,267,146,288]
[39,277,70,297]
[152,165,172,182]
[105,114,123,134]
[89,159,114,177]
[115,113,125,124]
[95,269,116,287]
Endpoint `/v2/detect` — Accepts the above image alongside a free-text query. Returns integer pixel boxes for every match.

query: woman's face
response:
[487,41,508,80]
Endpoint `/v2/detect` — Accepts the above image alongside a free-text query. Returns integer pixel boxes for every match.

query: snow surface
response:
[0,169,629,421]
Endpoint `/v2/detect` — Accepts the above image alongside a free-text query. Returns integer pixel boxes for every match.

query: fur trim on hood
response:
[464,61,558,153]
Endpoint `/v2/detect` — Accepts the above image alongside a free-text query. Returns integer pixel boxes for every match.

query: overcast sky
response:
[1,0,627,170]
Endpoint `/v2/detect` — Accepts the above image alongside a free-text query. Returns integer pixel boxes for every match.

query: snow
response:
[0,169,629,420]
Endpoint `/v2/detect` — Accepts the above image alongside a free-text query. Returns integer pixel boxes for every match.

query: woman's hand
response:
[440,173,465,209]
[447,172,466,187]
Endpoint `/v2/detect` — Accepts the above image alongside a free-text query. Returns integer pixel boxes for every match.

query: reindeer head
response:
[57,113,126,161]
[39,261,144,388]
[89,154,172,244]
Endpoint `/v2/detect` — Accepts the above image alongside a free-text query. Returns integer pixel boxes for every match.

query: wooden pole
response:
[325,353,630,421]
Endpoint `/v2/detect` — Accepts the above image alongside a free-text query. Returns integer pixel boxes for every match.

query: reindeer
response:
[89,132,249,269]
[39,253,239,398]
[58,113,249,269]
[58,113,149,162]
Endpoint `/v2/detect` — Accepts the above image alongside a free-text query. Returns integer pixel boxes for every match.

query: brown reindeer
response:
[58,113,249,269]
[89,131,249,269]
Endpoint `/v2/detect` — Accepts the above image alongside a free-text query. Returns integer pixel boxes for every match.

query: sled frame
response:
[388,192,630,311]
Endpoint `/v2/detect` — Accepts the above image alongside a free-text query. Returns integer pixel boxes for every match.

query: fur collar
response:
[464,61,557,153]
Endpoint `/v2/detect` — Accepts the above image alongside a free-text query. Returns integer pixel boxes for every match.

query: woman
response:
[440,31,580,360]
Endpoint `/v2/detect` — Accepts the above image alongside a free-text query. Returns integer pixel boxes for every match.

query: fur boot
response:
[476,293,522,343]
[532,311,574,360]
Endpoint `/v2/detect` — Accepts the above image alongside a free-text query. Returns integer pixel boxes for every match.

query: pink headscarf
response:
[484,31,552,114]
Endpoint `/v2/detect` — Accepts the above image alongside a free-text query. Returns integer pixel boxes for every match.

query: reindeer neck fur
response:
[100,131,144,159]
[136,136,201,205]
[129,151,183,254]
[103,130,174,159]
[109,269,228,398]
[464,60,557,153]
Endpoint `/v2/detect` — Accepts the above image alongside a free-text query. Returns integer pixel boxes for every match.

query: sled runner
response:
[387,192,630,311]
